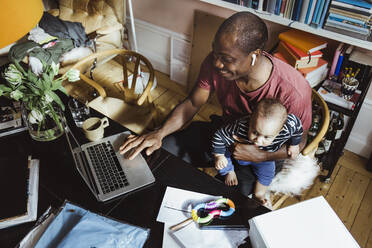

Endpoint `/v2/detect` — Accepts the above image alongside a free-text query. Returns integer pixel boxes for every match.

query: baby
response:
[212,98,303,205]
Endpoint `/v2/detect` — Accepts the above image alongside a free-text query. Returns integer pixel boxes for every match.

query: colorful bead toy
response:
[191,198,235,224]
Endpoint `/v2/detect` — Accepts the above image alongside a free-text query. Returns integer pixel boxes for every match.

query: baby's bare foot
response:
[225,171,238,186]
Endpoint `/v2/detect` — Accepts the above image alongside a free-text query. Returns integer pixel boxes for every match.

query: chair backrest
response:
[71,49,155,107]
[301,89,330,156]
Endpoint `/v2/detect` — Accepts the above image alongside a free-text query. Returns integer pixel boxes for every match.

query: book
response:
[323,24,371,40]
[273,52,289,63]
[299,0,312,22]
[331,0,372,14]
[278,29,328,53]
[285,0,294,17]
[288,0,297,18]
[326,19,370,33]
[329,43,344,77]
[276,42,320,69]
[275,0,283,15]
[280,0,288,15]
[0,156,39,229]
[305,0,318,24]
[334,0,372,9]
[318,79,360,110]
[298,58,328,79]
[311,0,325,24]
[318,0,332,28]
[329,7,371,21]
[291,0,304,21]
[285,40,323,60]
[248,196,360,248]
[267,0,277,13]
[330,4,371,17]
[273,52,327,87]
[328,12,367,27]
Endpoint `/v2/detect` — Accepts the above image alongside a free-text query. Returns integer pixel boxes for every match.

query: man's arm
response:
[232,131,308,162]
[119,86,210,159]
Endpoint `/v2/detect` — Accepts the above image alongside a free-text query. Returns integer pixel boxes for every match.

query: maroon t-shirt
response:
[197,51,312,130]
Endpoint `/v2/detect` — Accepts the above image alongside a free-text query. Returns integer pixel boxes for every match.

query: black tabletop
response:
[0,96,269,247]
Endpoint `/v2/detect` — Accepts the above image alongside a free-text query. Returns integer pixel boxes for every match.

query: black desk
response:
[0,102,269,247]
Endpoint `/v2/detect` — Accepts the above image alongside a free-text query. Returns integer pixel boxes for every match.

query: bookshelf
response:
[200,0,372,51]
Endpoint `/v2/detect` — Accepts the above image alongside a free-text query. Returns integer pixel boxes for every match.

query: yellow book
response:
[278,29,327,54]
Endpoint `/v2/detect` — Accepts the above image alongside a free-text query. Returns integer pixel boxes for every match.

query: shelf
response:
[200,0,372,51]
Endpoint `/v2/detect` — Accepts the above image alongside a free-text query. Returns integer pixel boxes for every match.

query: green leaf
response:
[27,68,38,84]
[46,90,65,111]
[0,84,12,94]
[14,61,27,77]
[51,80,62,90]
[42,74,51,90]
[34,78,44,90]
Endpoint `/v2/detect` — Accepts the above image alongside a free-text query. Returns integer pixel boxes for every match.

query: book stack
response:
[324,0,372,41]
[223,0,371,41]
[274,29,329,87]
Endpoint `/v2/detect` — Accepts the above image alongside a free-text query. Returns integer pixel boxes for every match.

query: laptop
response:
[65,126,155,202]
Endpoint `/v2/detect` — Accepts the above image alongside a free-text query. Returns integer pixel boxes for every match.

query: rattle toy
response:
[169,198,235,232]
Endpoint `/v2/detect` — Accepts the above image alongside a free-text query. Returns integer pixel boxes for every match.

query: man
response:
[120,12,312,196]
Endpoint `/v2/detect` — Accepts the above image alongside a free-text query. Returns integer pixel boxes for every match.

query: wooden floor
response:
[153,72,372,248]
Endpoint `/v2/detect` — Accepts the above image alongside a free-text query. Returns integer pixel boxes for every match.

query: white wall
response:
[345,98,372,158]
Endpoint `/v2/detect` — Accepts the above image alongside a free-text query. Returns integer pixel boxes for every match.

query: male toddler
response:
[212,98,303,205]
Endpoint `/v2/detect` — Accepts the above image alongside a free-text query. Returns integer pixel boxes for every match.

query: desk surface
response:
[0,98,269,247]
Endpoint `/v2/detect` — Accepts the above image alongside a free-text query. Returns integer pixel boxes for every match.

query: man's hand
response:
[119,130,164,160]
[232,135,266,162]
[287,145,300,159]
[214,154,228,170]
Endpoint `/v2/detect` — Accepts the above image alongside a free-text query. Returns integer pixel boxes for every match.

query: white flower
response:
[51,62,60,76]
[65,69,80,82]
[45,93,53,103]
[10,89,23,100]
[4,64,23,86]
[28,109,43,124]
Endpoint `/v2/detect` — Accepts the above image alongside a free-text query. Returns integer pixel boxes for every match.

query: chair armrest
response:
[302,90,330,156]
[79,73,107,98]
[47,9,60,17]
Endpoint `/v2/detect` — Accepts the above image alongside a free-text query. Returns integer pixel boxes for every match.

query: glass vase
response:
[21,102,65,141]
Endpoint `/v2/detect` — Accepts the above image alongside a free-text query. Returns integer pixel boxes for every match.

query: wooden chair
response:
[64,49,159,134]
[270,89,330,209]
[201,89,330,209]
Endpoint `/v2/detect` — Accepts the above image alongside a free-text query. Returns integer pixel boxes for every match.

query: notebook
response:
[65,126,155,202]
[278,29,327,54]
[0,156,39,229]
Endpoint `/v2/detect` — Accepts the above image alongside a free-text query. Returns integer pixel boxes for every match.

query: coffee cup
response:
[82,117,109,142]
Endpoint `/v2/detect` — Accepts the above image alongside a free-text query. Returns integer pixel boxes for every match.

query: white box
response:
[248,196,360,248]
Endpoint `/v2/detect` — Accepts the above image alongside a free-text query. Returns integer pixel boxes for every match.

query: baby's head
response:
[248,98,287,147]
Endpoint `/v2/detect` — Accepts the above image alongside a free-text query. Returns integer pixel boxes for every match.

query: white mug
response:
[82,117,109,141]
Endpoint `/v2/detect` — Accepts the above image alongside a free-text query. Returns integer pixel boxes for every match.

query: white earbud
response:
[251,54,257,66]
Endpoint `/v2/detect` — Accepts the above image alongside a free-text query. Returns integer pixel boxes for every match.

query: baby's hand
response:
[214,154,228,170]
[288,145,300,159]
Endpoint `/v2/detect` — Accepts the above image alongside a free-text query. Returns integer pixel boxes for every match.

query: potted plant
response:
[0,62,79,141]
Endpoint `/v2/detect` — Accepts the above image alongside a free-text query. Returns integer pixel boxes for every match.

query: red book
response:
[273,52,289,64]
[284,41,323,61]
[298,58,328,79]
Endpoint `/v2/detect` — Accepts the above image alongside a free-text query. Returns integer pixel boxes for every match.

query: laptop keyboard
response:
[87,141,129,194]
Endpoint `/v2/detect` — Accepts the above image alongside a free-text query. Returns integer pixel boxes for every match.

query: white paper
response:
[156,186,221,224]
[171,221,249,248]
